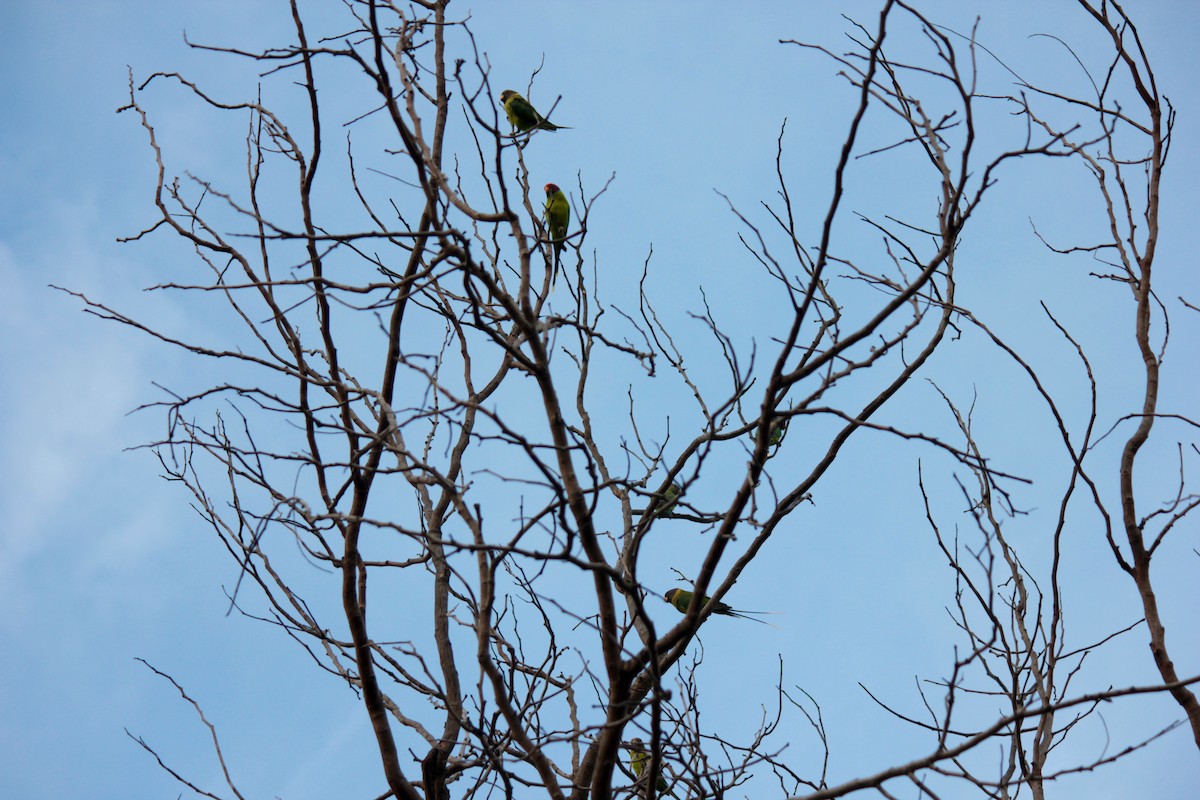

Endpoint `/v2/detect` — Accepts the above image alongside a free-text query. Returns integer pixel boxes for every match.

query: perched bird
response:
[499,89,568,132]
[664,587,774,624]
[627,738,671,796]
[655,483,681,518]
[768,416,788,447]
[544,183,570,262]
[750,415,788,449]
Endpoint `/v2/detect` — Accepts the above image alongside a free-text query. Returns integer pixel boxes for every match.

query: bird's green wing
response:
[656,482,681,517]
[545,190,570,252]
[769,417,788,446]
[628,741,671,795]
[504,94,541,131]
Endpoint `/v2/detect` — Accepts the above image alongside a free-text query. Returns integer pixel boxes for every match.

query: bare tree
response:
[893,5,1200,795]
[67,0,1196,797]
[1050,0,1200,748]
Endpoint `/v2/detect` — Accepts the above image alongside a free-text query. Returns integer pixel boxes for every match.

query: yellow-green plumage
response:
[655,482,681,518]
[628,738,670,796]
[750,416,788,450]
[499,89,568,132]
[768,416,788,447]
[544,183,570,256]
[664,587,772,623]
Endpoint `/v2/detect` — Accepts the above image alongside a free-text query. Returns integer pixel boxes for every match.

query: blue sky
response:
[2,1,1198,798]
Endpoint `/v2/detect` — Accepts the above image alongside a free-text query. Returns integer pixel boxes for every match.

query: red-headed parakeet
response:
[499,89,568,132]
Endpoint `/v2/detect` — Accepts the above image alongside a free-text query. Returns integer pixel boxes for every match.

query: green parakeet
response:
[750,415,788,449]
[499,89,568,132]
[627,738,671,796]
[664,587,773,624]
[655,483,681,518]
[544,182,570,258]
[768,416,788,447]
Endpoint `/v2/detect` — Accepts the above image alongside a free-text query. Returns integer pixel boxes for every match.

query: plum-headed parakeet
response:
[664,587,773,624]
[499,89,568,132]
[544,183,570,258]
[627,738,671,796]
